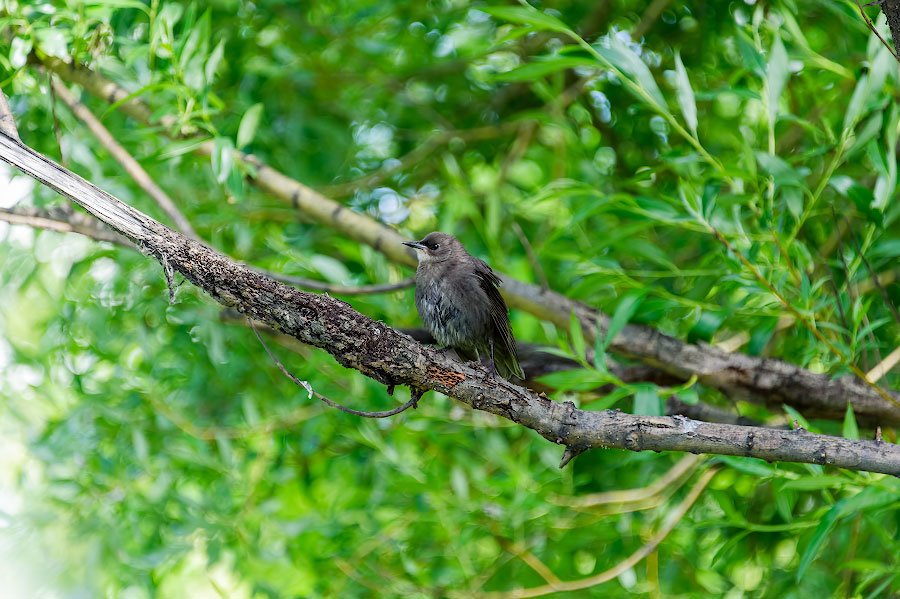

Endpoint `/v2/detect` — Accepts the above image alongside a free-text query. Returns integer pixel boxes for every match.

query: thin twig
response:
[867,346,900,383]
[831,211,881,369]
[826,275,851,348]
[512,221,549,291]
[0,206,130,246]
[149,395,319,440]
[483,467,719,598]
[49,78,199,238]
[856,0,900,64]
[632,0,672,40]
[550,454,703,508]
[830,207,866,361]
[492,535,563,588]
[250,319,422,417]
[48,73,67,169]
[850,226,900,330]
[255,268,415,295]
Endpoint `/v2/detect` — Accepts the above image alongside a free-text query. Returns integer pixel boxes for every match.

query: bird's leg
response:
[482,338,499,381]
[410,386,426,409]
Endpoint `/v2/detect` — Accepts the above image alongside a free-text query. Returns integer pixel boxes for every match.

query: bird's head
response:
[403,231,462,264]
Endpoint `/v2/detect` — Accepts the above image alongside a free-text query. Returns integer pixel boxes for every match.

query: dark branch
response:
[37,56,900,428]
[1,131,899,475]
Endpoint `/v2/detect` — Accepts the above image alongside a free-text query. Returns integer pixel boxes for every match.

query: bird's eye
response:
[432,243,440,249]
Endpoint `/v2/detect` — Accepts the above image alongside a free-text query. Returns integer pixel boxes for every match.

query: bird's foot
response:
[410,386,426,409]
[481,360,500,382]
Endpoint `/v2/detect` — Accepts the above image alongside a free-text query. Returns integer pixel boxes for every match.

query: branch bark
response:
[34,56,900,428]
[1,130,899,475]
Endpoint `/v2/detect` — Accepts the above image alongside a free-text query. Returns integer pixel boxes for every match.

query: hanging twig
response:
[856,0,900,64]
[250,319,423,418]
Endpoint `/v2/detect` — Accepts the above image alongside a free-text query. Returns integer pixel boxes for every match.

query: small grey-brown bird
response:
[403,232,524,380]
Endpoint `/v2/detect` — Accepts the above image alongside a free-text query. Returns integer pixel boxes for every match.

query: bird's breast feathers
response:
[416,276,489,347]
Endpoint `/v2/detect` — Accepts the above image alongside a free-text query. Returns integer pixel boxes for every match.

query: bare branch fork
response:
[1,130,899,475]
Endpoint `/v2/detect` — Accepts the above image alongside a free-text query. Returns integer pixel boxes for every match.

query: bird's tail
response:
[494,345,524,381]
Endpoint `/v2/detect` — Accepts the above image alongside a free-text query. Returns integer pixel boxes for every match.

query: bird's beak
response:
[402,240,427,251]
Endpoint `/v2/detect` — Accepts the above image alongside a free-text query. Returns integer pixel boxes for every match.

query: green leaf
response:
[798,487,898,580]
[736,32,765,77]
[34,28,68,59]
[481,6,571,33]
[782,187,803,220]
[9,36,32,69]
[766,35,789,127]
[688,312,724,343]
[755,152,807,187]
[493,57,597,82]
[582,387,631,411]
[633,384,662,416]
[205,39,226,85]
[748,318,778,356]
[843,74,868,131]
[538,368,617,392]
[847,184,882,225]
[676,388,699,405]
[869,239,900,259]
[842,402,859,440]
[211,136,235,184]
[450,465,469,502]
[603,291,645,351]
[237,103,264,149]
[716,456,784,478]
[673,50,697,134]
[781,475,852,491]
[569,310,586,363]
[311,254,352,283]
[593,36,666,109]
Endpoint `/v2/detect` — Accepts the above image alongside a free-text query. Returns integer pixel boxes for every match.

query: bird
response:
[402,232,524,380]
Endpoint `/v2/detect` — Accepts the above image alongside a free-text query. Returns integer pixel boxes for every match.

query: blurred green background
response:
[1,0,900,596]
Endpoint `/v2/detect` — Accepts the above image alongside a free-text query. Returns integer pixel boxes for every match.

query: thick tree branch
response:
[1,131,900,475]
[30,59,900,427]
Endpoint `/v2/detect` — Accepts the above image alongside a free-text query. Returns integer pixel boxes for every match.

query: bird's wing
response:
[474,260,524,378]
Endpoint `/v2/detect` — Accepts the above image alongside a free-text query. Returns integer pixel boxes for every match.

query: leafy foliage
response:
[1,0,899,596]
